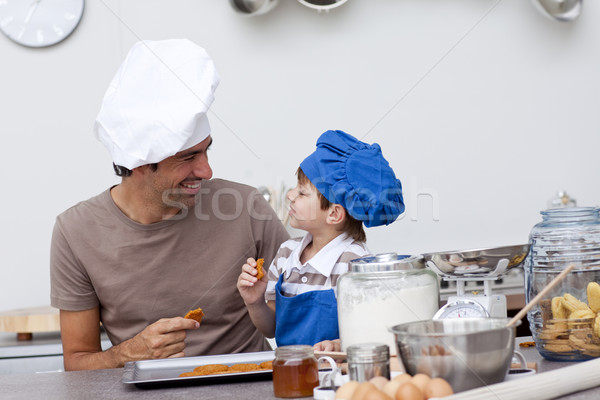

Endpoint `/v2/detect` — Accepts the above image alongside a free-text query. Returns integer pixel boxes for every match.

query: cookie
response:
[539,327,567,340]
[192,364,230,375]
[594,314,600,338]
[229,363,262,372]
[569,309,595,320]
[256,258,265,280]
[587,282,600,313]
[543,342,572,353]
[184,307,205,324]
[562,293,591,314]
[569,334,600,355]
[551,297,567,319]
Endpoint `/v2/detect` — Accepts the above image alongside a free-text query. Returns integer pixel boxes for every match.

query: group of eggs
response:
[335,373,454,400]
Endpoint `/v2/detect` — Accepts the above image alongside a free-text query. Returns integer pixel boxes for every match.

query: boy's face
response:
[286,181,330,232]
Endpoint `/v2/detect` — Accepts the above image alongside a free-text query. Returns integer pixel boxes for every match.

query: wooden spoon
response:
[507,263,575,327]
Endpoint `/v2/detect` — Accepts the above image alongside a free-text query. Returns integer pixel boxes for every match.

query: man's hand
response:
[122,317,199,361]
[60,308,199,370]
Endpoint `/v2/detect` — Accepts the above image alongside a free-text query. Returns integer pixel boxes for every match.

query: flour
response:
[338,283,439,354]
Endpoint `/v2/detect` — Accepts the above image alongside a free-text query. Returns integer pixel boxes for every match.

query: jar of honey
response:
[272,345,319,398]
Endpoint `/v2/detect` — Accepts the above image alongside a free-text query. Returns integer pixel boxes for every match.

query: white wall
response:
[1,0,599,312]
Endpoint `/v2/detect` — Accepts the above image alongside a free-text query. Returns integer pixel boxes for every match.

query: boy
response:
[237,130,404,348]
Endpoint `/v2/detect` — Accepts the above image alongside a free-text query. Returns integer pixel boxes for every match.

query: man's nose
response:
[193,155,213,179]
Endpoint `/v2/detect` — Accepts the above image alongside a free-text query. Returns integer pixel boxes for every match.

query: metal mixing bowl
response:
[389,318,519,392]
[229,0,279,16]
[422,244,531,279]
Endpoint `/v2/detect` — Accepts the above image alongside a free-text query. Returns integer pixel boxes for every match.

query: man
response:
[50,39,289,370]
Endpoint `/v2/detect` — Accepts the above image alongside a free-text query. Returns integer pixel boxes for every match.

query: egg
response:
[410,373,431,393]
[351,382,378,400]
[336,381,360,399]
[363,387,393,400]
[382,379,405,399]
[424,378,454,398]
[392,373,412,384]
[369,376,390,391]
[394,382,425,400]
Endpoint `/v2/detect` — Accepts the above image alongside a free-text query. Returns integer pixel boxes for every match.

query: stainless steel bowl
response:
[389,318,519,392]
[422,244,530,279]
[229,0,279,16]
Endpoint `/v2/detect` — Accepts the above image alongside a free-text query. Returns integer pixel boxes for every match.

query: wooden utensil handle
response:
[507,263,575,327]
[314,351,347,361]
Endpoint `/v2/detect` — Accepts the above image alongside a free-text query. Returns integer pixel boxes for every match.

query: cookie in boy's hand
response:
[184,308,204,324]
[256,258,265,280]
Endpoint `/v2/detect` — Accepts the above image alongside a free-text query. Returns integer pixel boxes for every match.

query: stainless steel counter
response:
[0,337,598,399]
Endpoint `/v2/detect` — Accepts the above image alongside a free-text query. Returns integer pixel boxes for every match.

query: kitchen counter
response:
[0,331,111,375]
[0,337,598,399]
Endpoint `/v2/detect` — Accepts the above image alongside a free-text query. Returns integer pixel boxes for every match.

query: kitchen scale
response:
[422,244,530,319]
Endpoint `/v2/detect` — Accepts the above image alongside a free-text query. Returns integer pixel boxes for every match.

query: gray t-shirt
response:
[50,179,289,356]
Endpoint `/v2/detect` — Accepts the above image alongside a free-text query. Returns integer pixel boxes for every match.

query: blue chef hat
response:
[299,130,405,228]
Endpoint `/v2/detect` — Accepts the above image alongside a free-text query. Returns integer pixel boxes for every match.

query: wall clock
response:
[0,0,84,48]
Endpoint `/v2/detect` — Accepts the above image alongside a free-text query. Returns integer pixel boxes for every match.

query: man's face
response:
[145,135,213,211]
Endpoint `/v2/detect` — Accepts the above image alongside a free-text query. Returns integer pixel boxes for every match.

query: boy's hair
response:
[296,167,366,242]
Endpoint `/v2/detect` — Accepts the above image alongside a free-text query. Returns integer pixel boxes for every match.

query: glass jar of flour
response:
[337,253,439,355]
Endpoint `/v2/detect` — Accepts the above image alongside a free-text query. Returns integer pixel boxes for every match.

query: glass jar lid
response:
[347,343,390,363]
[275,345,314,360]
[541,206,600,222]
[349,253,424,272]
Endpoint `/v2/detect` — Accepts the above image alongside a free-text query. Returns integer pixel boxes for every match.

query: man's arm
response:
[60,307,200,370]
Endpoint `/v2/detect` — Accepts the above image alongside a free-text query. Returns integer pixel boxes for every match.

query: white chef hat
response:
[93,39,220,170]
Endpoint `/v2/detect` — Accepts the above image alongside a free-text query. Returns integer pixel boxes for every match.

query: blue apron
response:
[274,273,339,346]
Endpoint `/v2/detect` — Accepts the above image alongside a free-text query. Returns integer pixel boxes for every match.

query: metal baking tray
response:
[122,350,274,388]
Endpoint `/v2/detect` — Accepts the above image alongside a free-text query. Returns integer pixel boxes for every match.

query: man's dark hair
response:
[113,163,158,177]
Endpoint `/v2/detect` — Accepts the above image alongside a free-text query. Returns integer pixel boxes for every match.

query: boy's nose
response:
[286,188,297,202]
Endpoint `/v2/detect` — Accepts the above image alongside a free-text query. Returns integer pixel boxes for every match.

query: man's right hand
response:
[60,308,199,370]
[122,317,199,361]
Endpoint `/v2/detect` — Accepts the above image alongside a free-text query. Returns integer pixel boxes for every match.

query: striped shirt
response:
[265,232,370,300]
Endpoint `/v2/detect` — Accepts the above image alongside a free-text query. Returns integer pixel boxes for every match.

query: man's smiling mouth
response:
[181,182,201,189]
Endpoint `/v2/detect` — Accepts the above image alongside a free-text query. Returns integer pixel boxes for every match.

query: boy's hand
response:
[313,339,341,352]
[237,257,267,306]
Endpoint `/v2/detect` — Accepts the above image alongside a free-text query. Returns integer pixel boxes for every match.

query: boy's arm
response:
[237,258,276,338]
[245,300,276,338]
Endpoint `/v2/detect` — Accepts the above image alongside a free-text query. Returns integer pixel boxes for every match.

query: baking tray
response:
[122,350,274,389]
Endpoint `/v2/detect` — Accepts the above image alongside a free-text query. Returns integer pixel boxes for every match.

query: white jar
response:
[337,253,439,355]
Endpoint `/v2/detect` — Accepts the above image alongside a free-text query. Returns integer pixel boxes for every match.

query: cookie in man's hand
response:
[184,308,204,324]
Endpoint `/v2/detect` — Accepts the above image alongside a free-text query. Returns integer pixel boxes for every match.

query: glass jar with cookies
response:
[525,207,600,361]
